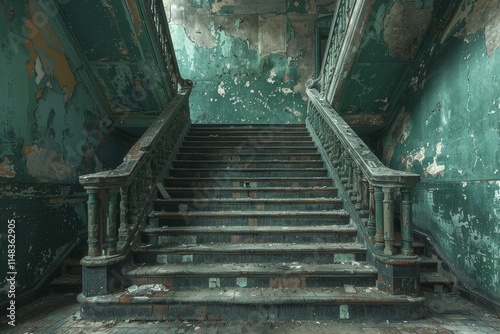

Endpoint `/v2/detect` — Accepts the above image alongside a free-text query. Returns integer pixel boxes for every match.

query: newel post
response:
[86,188,101,257]
[401,187,415,256]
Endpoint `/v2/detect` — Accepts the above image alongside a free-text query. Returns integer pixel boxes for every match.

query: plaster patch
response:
[425,157,445,177]
[267,69,277,84]
[0,157,16,178]
[383,2,432,61]
[414,147,425,163]
[281,88,293,94]
[217,81,226,96]
[436,141,444,155]
[35,57,46,85]
[23,146,76,181]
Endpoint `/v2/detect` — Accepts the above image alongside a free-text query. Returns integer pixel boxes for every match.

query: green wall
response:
[165,0,334,124]
[0,1,130,303]
[382,0,500,301]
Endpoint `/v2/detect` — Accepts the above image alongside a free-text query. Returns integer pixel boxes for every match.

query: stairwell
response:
[79,124,425,321]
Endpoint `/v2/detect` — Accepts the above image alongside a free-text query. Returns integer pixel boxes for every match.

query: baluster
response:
[86,188,100,257]
[374,186,384,251]
[118,187,130,250]
[383,187,395,255]
[346,156,353,191]
[366,184,376,237]
[106,188,118,255]
[354,168,362,210]
[401,187,415,256]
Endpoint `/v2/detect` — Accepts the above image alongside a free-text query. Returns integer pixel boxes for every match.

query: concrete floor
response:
[1,292,499,334]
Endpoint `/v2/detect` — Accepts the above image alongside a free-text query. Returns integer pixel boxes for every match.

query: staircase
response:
[80,124,424,321]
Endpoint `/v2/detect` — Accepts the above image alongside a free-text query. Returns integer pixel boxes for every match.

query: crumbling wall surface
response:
[164,0,331,123]
[382,0,500,301]
[0,2,129,303]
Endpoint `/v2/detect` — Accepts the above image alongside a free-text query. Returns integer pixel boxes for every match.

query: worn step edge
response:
[154,198,343,205]
[173,160,325,164]
[123,263,376,277]
[151,210,350,218]
[170,168,327,172]
[78,287,424,305]
[164,177,332,182]
[143,225,356,236]
[164,187,337,191]
[135,242,366,254]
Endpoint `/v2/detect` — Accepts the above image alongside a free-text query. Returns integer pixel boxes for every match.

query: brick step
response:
[133,242,366,264]
[169,168,327,178]
[123,262,377,289]
[175,152,322,161]
[178,146,319,154]
[164,177,333,188]
[142,225,357,244]
[78,287,425,321]
[173,160,325,169]
[164,187,339,199]
[149,210,350,227]
[182,140,315,147]
[154,198,344,212]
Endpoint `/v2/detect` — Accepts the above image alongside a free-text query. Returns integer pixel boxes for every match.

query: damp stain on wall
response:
[165,0,332,123]
[382,0,500,301]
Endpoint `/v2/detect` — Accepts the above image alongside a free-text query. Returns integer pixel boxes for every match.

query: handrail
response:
[142,0,188,95]
[306,82,420,257]
[79,87,192,263]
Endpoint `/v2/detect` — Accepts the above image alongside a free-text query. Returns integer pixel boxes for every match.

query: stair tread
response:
[170,168,326,171]
[79,287,424,305]
[420,272,454,284]
[151,210,350,217]
[174,160,324,163]
[124,262,377,276]
[155,198,342,204]
[143,225,357,235]
[135,242,366,254]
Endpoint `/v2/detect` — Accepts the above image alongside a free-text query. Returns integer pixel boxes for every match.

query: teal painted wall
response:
[0,1,130,303]
[165,0,335,123]
[382,0,500,301]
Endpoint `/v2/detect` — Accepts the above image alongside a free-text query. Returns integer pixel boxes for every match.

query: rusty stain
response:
[126,0,143,38]
[0,157,16,178]
[383,2,432,61]
[23,13,77,98]
[211,0,234,13]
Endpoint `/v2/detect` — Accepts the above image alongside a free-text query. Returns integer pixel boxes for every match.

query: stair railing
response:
[306,83,420,257]
[79,88,191,263]
[142,0,187,97]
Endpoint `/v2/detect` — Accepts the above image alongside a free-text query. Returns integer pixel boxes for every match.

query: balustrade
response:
[80,88,191,261]
[306,86,419,257]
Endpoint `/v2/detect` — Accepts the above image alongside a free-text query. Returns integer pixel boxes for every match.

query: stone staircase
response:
[80,124,424,321]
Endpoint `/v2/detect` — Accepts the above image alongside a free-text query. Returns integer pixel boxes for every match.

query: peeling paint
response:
[23,145,77,181]
[445,0,500,57]
[0,157,16,178]
[383,2,432,61]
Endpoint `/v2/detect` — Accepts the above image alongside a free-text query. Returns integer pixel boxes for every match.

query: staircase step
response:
[164,187,339,199]
[179,146,319,153]
[164,177,333,188]
[124,262,377,288]
[78,287,425,321]
[420,272,454,292]
[154,198,343,212]
[173,160,324,169]
[184,134,312,141]
[142,225,357,244]
[133,242,366,264]
[150,210,350,227]
[182,140,315,147]
[169,168,327,177]
[176,152,322,161]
